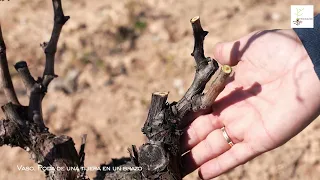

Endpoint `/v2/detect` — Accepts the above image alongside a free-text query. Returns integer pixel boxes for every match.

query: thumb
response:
[213,31,260,66]
[213,41,241,66]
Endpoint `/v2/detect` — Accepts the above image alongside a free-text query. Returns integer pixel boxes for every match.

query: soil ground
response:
[0,0,319,179]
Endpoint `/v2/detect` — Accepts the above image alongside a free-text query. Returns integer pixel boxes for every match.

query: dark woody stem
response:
[42,0,70,88]
[175,16,219,120]
[133,16,232,180]
[0,24,21,105]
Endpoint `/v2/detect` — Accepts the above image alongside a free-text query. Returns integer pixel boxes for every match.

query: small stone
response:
[115,145,122,152]
[63,69,80,93]
[48,104,57,113]
[104,78,114,86]
[271,12,281,21]
[173,78,183,88]
[173,78,184,96]
[265,12,282,21]
[25,146,30,152]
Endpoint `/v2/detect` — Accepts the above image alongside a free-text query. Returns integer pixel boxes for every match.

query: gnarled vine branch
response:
[0,1,83,180]
[100,16,232,180]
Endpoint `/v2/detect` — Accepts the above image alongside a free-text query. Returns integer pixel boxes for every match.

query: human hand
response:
[181,29,320,179]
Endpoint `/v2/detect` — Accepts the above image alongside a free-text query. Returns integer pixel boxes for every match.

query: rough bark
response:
[0,3,232,179]
[99,16,232,180]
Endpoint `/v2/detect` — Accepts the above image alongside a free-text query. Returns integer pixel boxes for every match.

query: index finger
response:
[198,142,260,179]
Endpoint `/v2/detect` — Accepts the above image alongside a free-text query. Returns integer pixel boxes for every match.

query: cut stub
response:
[201,65,233,109]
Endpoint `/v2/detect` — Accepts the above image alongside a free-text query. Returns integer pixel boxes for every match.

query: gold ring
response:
[221,127,234,147]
